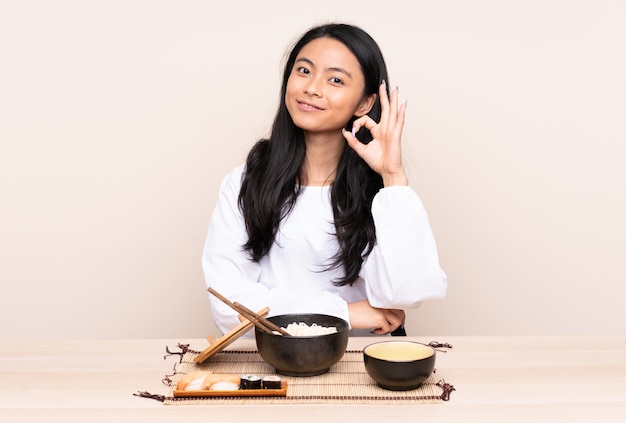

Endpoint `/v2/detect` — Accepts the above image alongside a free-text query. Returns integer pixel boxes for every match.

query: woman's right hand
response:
[347,300,405,335]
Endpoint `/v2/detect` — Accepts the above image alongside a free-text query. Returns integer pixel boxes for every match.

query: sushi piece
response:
[210,380,240,391]
[176,371,240,391]
[240,374,262,390]
[177,371,211,391]
[262,375,282,390]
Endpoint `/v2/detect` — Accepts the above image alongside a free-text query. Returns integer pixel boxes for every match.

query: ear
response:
[354,93,376,117]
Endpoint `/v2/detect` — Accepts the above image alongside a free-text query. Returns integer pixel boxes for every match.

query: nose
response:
[305,77,322,97]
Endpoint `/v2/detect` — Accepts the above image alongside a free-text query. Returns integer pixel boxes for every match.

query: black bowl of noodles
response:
[255,313,349,377]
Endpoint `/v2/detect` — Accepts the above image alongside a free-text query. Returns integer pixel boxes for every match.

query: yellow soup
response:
[365,342,434,361]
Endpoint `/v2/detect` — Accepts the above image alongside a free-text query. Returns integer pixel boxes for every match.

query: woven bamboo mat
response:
[161,349,453,405]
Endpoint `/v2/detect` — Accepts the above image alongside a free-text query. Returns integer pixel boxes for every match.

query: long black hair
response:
[239,23,390,286]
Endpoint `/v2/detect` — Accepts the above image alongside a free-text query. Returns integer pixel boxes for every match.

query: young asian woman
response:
[202,23,447,336]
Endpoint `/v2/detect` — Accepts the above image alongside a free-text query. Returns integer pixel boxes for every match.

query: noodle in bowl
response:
[280,322,338,336]
[255,313,349,376]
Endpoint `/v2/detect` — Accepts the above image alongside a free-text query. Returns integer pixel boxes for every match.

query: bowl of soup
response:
[363,341,436,390]
[255,313,349,377]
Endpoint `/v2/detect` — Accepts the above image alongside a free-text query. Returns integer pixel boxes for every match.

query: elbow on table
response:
[405,284,447,307]
[379,271,448,308]
[417,269,448,302]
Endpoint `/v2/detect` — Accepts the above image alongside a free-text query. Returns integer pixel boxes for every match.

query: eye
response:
[329,76,344,85]
[296,66,310,75]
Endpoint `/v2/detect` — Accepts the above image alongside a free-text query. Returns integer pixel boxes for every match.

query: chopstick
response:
[208,287,290,336]
[233,301,291,336]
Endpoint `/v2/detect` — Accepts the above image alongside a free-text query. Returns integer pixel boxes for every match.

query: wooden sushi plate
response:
[173,381,288,398]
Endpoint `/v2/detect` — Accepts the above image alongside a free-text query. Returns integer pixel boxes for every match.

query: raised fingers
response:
[350,81,404,137]
[379,80,390,118]
[380,81,403,130]
[393,97,407,140]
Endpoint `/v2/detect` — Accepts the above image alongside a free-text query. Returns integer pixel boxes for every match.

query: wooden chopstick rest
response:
[194,306,270,364]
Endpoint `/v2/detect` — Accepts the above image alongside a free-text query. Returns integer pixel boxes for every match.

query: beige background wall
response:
[1,1,624,340]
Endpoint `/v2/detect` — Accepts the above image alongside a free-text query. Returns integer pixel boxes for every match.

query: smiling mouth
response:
[297,100,323,110]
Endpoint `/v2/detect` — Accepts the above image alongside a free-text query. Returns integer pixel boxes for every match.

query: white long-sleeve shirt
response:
[202,165,447,335]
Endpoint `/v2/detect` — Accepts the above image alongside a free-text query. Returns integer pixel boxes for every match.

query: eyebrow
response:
[295,57,353,79]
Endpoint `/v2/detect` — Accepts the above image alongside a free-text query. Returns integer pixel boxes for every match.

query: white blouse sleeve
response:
[202,167,349,335]
[360,186,448,309]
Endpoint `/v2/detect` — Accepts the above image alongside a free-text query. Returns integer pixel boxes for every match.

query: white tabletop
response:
[1,336,625,422]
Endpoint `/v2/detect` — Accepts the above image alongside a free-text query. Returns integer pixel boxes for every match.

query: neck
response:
[302,130,344,186]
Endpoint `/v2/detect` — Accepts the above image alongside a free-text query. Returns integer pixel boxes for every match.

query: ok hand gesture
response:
[342,81,408,186]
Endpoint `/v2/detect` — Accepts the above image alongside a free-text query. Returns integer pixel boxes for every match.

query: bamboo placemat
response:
[159,348,454,405]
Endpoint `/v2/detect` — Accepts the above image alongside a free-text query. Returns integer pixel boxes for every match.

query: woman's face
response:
[285,37,375,137]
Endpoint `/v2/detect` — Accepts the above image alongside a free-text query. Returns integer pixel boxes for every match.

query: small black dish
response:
[363,340,436,391]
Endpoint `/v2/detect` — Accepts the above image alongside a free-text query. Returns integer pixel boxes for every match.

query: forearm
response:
[362,186,447,308]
